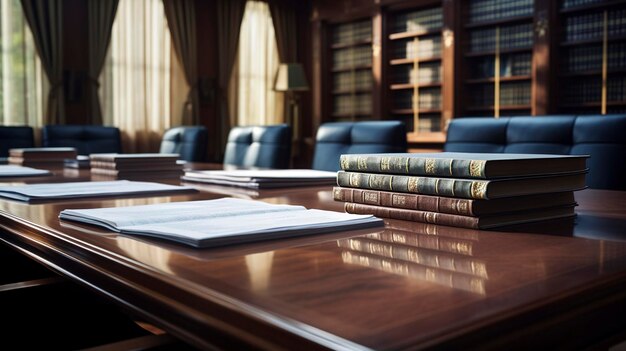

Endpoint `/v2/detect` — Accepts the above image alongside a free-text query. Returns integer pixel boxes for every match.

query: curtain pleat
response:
[163,0,198,126]
[87,0,119,125]
[268,0,298,63]
[20,0,64,125]
[215,0,246,162]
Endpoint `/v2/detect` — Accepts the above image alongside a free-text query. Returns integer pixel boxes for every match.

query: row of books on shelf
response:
[468,0,533,24]
[392,37,442,60]
[469,23,533,53]
[469,82,531,106]
[393,89,442,110]
[561,75,626,103]
[391,7,442,34]
[469,53,531,78]
[332,21,372,45]
[403,116,442,133]
[564,10,626,42]
[333,71,373,91]
[333,152,587,232]
[332,47,372,69]
[392,63,442,85]
[333,94,373,115]
[563,42,626,72]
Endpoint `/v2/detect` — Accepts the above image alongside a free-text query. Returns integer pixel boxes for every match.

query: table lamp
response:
[273,63,309,143]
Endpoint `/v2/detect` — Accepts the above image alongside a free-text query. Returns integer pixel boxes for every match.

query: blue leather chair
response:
[42,125,122,155]
[0,126,35,163]
[444,115,626,190]
[312,121,407,172]
[159,126,208,162]
[223,124,291,169]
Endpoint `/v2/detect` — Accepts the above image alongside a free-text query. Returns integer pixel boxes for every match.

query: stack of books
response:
[89,153,183,179]
[333,152,588,229]
[8,147,77,167]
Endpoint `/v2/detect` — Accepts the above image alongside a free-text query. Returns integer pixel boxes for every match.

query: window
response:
[100,0,187,153]
[0,0,47,126]
[234,0,283,126]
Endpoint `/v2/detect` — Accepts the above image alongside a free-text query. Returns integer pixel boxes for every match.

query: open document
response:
[59,198,383,248]
[0,165,51,177]
[0,180,196,202]
[182,169,337,189]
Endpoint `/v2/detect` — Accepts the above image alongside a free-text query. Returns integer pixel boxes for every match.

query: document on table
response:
[59,197,383,248]
[0,180,196,202]
[182,169,337,189]
[0,165,51,177]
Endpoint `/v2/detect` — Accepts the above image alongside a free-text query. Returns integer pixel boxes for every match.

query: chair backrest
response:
[42,125,122,155]
[159,126,208,162]
[0,126,34,158]
[444,115,626,190]
[223,124,291,169]
[312,121,407,172]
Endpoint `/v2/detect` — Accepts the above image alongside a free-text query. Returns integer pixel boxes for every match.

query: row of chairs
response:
[0,121,408,171]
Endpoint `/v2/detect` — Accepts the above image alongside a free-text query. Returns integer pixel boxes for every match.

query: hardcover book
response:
[333,186,576,216]
[344,202,577,229]
[339,152,588,179]
[336,171,587,200]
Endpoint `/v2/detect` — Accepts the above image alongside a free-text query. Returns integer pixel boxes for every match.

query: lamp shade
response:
[273,63,309,92]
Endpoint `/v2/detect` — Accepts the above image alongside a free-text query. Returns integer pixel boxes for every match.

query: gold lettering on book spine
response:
[380,157,391,171]
[470,181,488,199]
[425,159,436,174]
[340,155,349,170]
[349,173,361,188]
[469,160,486,178]
[407,177,419,193]
[357,157,367,170]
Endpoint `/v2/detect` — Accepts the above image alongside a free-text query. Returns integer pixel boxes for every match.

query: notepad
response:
[182,169,338,189]
[59,198,383,248]
[0,180,196,202]
[0,165,52,177]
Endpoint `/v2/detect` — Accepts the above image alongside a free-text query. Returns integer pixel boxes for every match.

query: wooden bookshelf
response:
[558,0,626,114]
[462,0,534,118]
[328,19,374,122]
[387,5,445,137]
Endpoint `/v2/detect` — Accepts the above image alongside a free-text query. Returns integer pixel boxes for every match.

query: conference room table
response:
[0,164,625,350]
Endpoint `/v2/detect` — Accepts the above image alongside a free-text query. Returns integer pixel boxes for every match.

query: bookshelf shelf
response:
[390,83,441,90]
[465,15,534,29]
[389,57,441,65]
[388,28,442,41]
[466,76,531,84]
[465,47,532,57]
[330,39,373,50]
[332,88,372,95]
[391,108,442,114]
[466,105,531,111]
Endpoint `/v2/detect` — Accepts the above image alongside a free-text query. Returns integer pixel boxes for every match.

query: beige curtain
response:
[235,1,283,126]
[0,0,47,127]
[100,0,188,153]
[87,0,119,125]
[20,0,63,125]
[163,0,198,125]
[215,0,246,161]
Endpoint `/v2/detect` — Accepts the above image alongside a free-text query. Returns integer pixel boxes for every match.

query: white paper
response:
[0,165,51,177]
[0,180,195,202]
[59,197,383,247]
[183,169,338,189]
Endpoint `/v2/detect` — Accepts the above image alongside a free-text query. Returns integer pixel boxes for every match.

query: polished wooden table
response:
[1,167,626,350]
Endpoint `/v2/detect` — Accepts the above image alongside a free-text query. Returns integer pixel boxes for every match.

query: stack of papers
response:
[0,180,196,202]
[59,197,383,248]
[0,165,51,177]
[182,169,338,189]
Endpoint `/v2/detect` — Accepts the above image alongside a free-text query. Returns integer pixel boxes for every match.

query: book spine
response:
[340,154,487,178]
[336,171,489,200]
[333,186,475,216]
[345,202,480,229]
